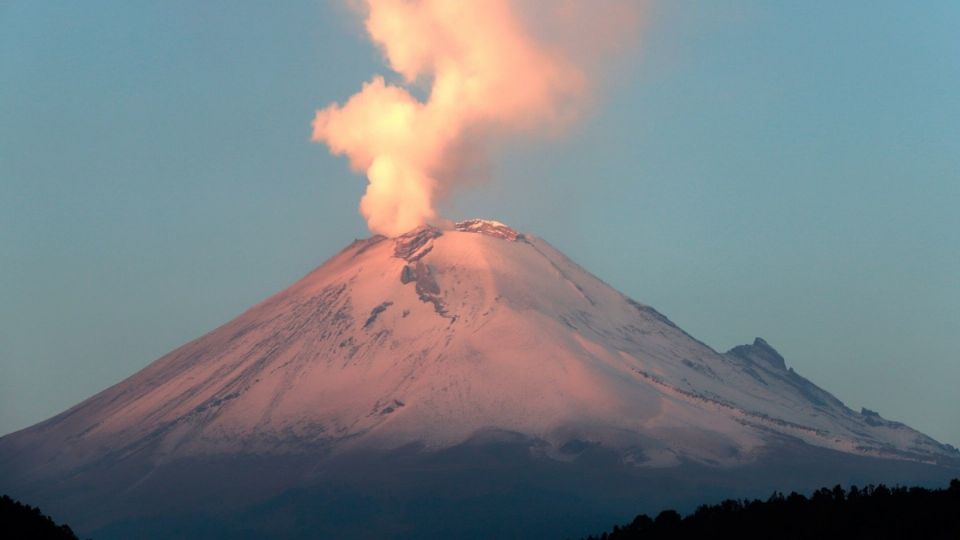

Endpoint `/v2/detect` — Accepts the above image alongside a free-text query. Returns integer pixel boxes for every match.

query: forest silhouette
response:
[4,478,959,539]
[585,478,960,539]
[1,494,82,539]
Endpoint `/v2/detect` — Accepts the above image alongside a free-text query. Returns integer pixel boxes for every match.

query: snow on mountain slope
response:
[3,219,955,483]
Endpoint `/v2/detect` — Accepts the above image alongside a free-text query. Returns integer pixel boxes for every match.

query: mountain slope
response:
[1,220,956,538]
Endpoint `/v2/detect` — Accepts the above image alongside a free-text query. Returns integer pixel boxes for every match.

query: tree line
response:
[1,494,83,540]
[584,478,960,539]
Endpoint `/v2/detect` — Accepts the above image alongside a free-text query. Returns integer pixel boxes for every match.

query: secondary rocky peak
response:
[726,337,787,371]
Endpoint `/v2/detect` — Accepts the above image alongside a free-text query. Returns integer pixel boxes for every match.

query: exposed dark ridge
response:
[363,301,393,329]
[626,299,681,331]
[393,226,442,262]
[624,298,721,355]
[332,235,387,259]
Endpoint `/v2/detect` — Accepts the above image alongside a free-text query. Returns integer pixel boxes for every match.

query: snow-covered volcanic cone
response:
[1,220,957,539]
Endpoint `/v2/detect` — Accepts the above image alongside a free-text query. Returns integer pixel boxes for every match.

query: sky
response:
[1,1,958,446]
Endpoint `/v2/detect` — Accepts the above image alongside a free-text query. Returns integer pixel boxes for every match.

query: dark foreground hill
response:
[585,478,960,540]
[1,494,82,540]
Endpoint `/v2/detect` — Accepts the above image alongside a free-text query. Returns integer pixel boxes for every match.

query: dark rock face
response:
[400,264,415,284]
[363,301,393,328]
[399,261,447,316]
[394,226,442,262]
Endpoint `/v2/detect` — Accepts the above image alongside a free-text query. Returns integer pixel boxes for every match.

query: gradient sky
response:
[2,1,958,446]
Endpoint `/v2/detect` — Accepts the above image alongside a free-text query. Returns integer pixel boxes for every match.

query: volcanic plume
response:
[311,0,634,236]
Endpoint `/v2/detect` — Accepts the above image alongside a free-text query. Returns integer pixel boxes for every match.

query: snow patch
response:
[455,219,526,241]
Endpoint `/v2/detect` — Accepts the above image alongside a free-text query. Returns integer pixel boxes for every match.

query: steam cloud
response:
[312,0,636,236]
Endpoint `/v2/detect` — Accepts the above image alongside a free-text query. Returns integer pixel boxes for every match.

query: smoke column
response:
[312,0,635,236]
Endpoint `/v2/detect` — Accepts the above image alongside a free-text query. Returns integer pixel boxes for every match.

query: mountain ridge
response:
[1,218,956,539]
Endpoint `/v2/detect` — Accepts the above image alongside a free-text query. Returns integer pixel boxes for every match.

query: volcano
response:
[1,220,957,539]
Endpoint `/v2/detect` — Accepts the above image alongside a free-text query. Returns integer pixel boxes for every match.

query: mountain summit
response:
[1,220,957,539]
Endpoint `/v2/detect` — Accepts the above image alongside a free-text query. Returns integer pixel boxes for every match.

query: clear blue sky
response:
[2,1,958,446]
